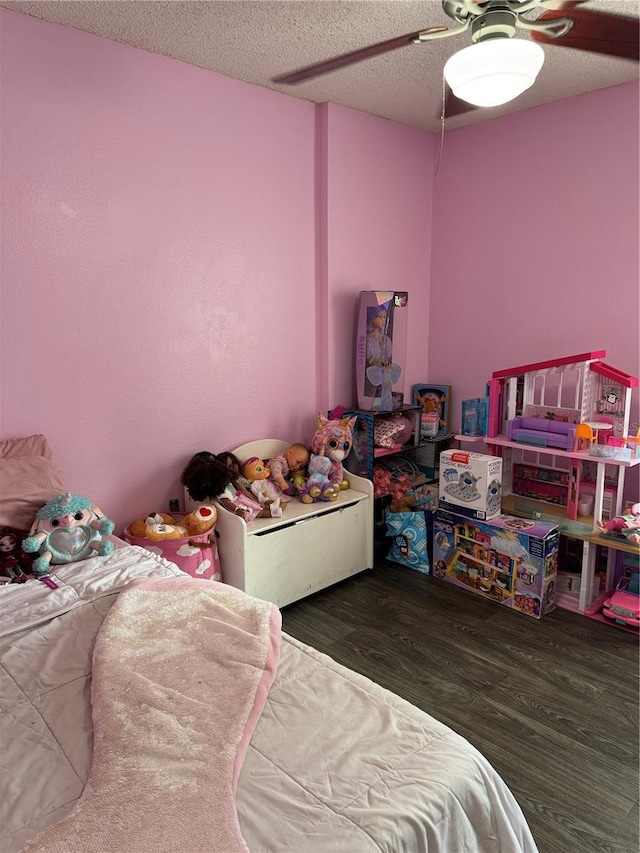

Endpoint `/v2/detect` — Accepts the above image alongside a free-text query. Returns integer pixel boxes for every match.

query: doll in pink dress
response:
[215,452,284,520]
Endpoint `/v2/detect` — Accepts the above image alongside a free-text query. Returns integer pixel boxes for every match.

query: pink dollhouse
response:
[477,350,638,523]
[457,351,639,620]
[487,350,637,442]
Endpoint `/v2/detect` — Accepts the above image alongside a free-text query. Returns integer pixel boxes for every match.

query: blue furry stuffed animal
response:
[22,492,115,576]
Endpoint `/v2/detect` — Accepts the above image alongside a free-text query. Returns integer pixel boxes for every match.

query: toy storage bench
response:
[213,440,374,607]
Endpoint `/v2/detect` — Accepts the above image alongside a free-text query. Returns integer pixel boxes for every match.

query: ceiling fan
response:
[273,1,639,117]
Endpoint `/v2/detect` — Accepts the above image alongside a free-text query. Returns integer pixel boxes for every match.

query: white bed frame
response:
[185,439,374,607]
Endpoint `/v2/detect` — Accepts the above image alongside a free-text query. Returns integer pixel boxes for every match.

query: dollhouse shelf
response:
[455,433,639,617]
[500,494,640,554]
[458,433,640,468]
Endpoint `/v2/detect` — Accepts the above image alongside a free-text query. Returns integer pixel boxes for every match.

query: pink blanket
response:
[24,577,281,852]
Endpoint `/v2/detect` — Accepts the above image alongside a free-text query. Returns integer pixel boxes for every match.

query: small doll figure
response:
[598,502,640,544]
[22,492,115,577]
[268,443,310,495]
[181,451,233,503]
[216,451,283,520]
[0,526,32,583]
[241,457,286,517]
[181,450,265,522]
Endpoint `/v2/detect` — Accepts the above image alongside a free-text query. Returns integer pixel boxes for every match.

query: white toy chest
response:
[185,439,374,608]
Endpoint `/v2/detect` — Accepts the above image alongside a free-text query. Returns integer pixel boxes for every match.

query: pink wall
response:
[0,9,435,530]
[430,81,639,502]
[430,82,639,431]
[1,9,637,528]
[0,10,318,529]
[323,104,434,411]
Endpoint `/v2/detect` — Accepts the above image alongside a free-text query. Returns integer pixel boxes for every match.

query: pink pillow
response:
[0,434,52,459]
[374,418,406,449]
[0,456,66,530]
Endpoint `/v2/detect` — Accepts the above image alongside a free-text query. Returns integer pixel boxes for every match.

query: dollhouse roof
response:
[492,351,638,387]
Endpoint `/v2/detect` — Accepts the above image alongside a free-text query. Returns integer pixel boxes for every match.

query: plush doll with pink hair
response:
[597,502,640,544]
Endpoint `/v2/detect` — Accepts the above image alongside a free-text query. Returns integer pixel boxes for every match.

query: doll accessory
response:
[366,363,402,412]
[22,492,115,577]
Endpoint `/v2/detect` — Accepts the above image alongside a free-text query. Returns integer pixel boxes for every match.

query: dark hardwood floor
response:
[281,560,640,853]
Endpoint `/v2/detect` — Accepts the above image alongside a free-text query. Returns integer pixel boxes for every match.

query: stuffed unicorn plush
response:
[308,412,357,495]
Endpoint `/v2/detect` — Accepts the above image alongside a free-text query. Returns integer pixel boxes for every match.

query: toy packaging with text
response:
[432,509,559,619]
[439,449,503,520]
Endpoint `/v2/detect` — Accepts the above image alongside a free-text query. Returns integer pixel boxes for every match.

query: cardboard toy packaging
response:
[432,509,559,619]
[439,449,503,520]
[355,291,408,412]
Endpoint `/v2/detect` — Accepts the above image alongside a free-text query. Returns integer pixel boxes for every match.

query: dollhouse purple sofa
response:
[507,417,576,451]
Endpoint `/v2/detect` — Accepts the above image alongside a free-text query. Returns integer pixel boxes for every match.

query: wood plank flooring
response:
[281,561,639,853]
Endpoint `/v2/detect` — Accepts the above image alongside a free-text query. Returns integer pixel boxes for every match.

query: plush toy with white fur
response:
[22,492,115,577]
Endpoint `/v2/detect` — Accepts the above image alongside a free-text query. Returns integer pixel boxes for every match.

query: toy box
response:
[461,396,488,436]
[432,509,559,619]
[439,449,503,520]
[355,291,408,412]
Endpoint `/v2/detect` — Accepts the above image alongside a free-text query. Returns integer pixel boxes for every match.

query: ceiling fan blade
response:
[532,7,639,61]
[273,26,448,84]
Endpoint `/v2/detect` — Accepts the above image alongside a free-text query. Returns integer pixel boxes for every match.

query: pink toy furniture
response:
[573,423,596,453]
[507,417,577,451]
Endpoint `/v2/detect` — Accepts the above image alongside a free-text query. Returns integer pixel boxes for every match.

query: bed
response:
[0,435,538,852]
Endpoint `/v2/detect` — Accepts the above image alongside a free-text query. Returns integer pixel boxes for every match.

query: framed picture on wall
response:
[413,384,451,439]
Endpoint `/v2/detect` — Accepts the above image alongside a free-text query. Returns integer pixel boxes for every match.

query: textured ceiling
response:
[2,0,638,132]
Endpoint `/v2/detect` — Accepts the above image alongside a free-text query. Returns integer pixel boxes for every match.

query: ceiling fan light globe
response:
[443,39,545,108]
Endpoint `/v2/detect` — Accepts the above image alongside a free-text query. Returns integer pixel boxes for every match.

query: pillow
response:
[0,456,66,530]
[374,418,406,449]
[0,434,52,459]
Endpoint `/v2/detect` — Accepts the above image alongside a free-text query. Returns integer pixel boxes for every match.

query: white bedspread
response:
[0,546,538,852]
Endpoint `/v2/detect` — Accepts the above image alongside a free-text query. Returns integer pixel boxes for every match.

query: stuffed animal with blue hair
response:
[22,491,115,577]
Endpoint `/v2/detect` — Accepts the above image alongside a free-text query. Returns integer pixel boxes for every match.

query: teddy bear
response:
[128,506,217,541]
[182,505,217,536]
[22,492,115,577]
[128,512,183,540]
